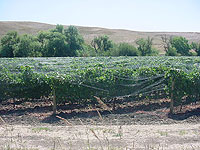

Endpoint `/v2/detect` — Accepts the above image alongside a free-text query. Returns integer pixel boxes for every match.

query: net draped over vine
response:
[0,56,200,106]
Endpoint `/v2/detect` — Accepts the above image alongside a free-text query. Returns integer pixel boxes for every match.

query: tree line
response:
[0,24,200,57]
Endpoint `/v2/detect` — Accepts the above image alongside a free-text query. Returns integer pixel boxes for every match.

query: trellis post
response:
[170,79,175,114]
[53,89,57,115]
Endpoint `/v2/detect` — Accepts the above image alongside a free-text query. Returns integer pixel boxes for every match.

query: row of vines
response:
[0,57,200,114]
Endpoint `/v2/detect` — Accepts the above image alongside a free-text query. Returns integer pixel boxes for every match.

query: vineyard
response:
[0,56,200,114]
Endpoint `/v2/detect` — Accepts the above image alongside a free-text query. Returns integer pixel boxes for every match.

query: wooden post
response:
[53,89,57,115]
[113,98,116,111]
[170,79,175,114]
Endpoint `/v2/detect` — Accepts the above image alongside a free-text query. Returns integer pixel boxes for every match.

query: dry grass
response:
[0,123,200,150]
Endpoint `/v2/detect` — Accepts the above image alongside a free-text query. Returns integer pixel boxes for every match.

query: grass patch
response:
[32,127,50,132]
[179,130,187,136]
[157,130,168,136]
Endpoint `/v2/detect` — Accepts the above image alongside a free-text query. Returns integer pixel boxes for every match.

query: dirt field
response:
[0,99,200,150]
[0,123,200,150]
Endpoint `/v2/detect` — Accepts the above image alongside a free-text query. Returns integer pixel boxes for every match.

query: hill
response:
[1,21,200,54]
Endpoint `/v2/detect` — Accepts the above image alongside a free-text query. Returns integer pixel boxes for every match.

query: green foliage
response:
[0,26,199,58]
[170,36,190,56]
[14,34,42,57]
[0,26,85,57]
[136,37,158,56]
[37,30,69,57]
[0,66,51,101]
[165,47,179,56]
[0,28,198,59]
[111,43,140,56]
[44,32,69,57]
[64,26,84,56]
[166,69,188,105]
[150,48,159,56]
[1,57,200,107]
[76,44,96,57]
[37,31,50,46]
[0,31,20,57]
[190,42,200,56]
[91,35,113,54]
[51,24,64,34]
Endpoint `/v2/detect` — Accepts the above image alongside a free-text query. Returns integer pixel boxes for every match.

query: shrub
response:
[111,43,140,56]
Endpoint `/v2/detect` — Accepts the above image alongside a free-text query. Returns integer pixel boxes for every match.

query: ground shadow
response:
[41,114,61,124]
[1,98,200,124]
[41,100,171,123]
[168,107,200,120]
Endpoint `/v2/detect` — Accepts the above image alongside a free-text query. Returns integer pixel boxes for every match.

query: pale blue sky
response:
[0,0,200,32]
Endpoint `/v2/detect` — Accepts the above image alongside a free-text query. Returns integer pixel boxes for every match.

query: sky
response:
[0,0,200,32]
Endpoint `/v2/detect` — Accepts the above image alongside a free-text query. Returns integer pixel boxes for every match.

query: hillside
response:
[1,21,200,54]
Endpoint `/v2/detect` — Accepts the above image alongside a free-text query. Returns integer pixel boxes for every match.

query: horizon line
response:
[1,20,200,33]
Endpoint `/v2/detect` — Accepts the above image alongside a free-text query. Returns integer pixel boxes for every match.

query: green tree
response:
[91,35,113,53]
[44,32,69,57]
[0,31,20,57]
[37,31,50,55]
[165,47,179,56]
[64,26,84,56]
[170,36,190,56]
[14,34,42,57]
[76,44,96,57]
[136,37,157,56]
[191,42,200,56]
[112,43,140,56]
[51,24,64,34]
[37,31,69,57]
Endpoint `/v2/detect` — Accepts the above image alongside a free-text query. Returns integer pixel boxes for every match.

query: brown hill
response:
[1,21,200,54]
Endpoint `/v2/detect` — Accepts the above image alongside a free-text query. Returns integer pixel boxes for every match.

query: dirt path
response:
[0,123,200,150]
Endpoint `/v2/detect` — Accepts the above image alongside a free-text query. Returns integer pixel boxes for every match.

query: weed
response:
[32,127,50,132]
[179,130,187,136]
[157,130,168,136]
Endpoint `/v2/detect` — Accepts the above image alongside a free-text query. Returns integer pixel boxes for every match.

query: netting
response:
[1,56,200,73]
[0,56,200,108]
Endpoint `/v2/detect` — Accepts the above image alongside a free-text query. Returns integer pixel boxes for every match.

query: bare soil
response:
[0,99,200,149]
[0,124,200,150]
[0,98,200,126]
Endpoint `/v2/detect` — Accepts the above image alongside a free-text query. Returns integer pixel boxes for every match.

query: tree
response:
[44,32,69,57]
[161,35,179,56]
[112,43,140,56]
[136,37,157,56]
[64,26,84,56]
[51,24,64,34]
[14,34,42,57]
[37,31,69,57]
[170,36,190,56]
[76,44,96,57]
[161,35,172,52]
[91,36,101,53]
[37,31,50,55]
[91,35,113,53]
[0,31,19,57]
[191,42,200,56]
[165,47,179,56]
